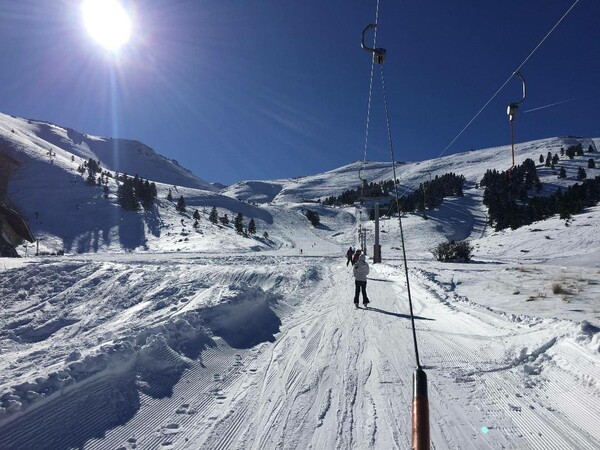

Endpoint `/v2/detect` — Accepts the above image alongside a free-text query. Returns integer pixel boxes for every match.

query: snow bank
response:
[201,284,281,348]
[575,320,600,353]
[0,257,309,425]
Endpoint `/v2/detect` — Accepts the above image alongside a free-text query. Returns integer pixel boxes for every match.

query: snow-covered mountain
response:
[223,136,599,204]
[0,112,278,255]
[1,111,599,449]
[0,112,216,191]
[2,109,598,257]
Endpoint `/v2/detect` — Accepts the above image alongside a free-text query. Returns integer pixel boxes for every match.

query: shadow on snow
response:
[362,306,435,321]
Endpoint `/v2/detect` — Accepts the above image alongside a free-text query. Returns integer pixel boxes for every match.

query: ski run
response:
[1,248,599,449]
[0,112,599,448]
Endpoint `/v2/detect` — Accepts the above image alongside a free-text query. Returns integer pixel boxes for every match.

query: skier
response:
[353,253,370,308]
[346,246,354,266]
[352,249,361,265]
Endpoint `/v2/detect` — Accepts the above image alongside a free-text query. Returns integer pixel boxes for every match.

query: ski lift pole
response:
[507,71,526,172]
[373,202,381,263]
[358,166,367,201]
[412,368,430,450]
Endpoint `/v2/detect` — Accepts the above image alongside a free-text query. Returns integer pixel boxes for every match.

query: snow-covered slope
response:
[0,112,288,255]
[0,112,216,191]
[1,112,599,449]
[1,247,599,449]
[3,108,598,258]
[224,136,598,204]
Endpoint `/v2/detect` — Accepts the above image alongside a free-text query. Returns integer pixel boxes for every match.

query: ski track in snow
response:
[0,255,599,449]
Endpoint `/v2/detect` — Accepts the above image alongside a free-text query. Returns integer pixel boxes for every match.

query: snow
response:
[0,112,599,448]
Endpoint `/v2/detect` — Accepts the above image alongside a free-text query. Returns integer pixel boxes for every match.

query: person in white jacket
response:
[352,253,370,307]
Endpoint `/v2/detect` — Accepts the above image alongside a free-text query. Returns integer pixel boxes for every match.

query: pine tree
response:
[577,167,587,180]
[209,207,219,224]
[176,195,186,212]
[117,177,139,210]
[558,167,567,179]
[248,218,256,234]
[588,145,595,153]
[539,154,544,164]
[234,213,244,233]
[552,153,559,165]
[193,209,200,220]
[263,231,269,239]
[588,159,596,169]
[136,179,154,208]
[87,158,101,174]
[167,190,173,201]
[305,209,320,227]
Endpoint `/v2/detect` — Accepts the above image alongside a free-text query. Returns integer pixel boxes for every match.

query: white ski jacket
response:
[353,255,369,282]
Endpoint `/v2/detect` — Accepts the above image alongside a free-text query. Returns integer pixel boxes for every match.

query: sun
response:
[81,0,131,52]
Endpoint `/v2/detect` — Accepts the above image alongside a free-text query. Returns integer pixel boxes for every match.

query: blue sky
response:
[1,1,598,185]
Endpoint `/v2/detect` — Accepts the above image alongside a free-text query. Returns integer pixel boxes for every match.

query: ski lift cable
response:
[391,0,580,202]
[362,0,380,167]
[359,0,422,370]
[436,0,580,161]
[380,64,422,370]
[356,0,381,243]
[359,1,380,194]
[375,28,430,450]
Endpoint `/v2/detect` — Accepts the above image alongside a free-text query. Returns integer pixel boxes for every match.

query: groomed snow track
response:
[0,256,599,449]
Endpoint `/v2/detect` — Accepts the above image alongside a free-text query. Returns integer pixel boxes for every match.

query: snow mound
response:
[575,320,600,353]
[0,262,292,424]
[202,284,281,349]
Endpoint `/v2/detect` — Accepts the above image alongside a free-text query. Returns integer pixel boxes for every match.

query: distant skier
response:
[352,249,361,265]
[353,253,370,308]
[346,247,354,266]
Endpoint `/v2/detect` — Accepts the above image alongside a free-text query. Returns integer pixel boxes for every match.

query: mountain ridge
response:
[0,112,216,192]
[1,110,599,257]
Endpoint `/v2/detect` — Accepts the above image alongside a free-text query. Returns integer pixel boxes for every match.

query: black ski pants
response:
[354,280,369,304]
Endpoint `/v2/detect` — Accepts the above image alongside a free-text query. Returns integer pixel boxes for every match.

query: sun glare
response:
[82,0,131,52]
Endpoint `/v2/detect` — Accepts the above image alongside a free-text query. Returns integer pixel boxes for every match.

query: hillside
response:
[2,109,599,258]
[224,136,599,204]
[0,112,216,191]
[0,113,599,449]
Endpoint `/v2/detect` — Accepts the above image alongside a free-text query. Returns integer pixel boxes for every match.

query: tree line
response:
[117,174,158,210]
[481,156,600,230]
[322,179,398,206]
[321,173,465,217]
